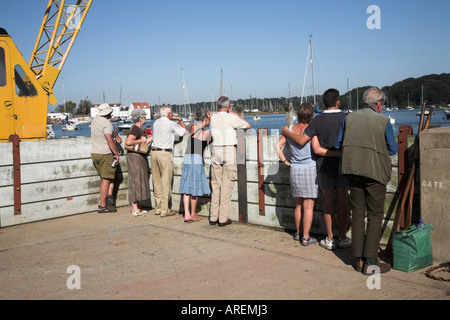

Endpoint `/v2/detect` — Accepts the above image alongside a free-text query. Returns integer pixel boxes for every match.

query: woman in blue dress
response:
[179,110,212,222]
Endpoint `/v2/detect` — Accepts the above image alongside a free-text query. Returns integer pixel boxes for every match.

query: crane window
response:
[0,47,5,86]
[14,64,37,97]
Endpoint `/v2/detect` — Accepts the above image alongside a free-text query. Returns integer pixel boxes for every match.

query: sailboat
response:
[301,35,321,114]
[181,68,194,123]
[389,115,395,125]
[444,106,450,119]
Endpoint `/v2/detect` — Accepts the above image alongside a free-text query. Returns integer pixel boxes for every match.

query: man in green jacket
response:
[335,87,398,275]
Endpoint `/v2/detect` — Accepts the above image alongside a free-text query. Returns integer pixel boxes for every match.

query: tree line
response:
[340,73,450,109]
[55,73,450,116]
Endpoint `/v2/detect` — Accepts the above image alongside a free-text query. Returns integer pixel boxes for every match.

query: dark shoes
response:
[357,259,391,275]
[106,195,116,212]
[218,219,232,227]
[209,219,233,227]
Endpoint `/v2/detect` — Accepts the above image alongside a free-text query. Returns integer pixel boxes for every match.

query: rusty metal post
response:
[257,128,268,216]
[9,135,21,215]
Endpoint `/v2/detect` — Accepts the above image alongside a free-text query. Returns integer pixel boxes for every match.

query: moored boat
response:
[389,115,395,125]
[444,107,450,120]
[47,125,55,138]
[416,110,435,116]
[118,120,133,131]
[61,121,79,131]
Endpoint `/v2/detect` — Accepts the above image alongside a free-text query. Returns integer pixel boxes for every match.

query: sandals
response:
[132,209,147,217]
[301,237,317,246]
[293,233,300,241]
[98,205,108,214]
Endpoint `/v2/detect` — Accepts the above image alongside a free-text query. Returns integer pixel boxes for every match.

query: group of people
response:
[90,87,398,275]
[90,96,251,225]
[277,87,398,274]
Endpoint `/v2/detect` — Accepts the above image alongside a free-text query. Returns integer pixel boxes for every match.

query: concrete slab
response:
[0,206,449,303]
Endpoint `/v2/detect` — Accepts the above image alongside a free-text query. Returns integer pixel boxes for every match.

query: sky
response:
[1,0,450,110]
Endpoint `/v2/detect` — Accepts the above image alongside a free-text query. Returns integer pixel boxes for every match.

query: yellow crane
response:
[0,0,93,142]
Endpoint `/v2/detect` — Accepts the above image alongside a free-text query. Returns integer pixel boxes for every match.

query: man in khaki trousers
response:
[209,97,251,227]
[151,105,187,216]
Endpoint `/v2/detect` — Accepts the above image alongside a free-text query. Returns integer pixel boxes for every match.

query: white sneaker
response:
[319,237,336,250]
[338,237,352,249]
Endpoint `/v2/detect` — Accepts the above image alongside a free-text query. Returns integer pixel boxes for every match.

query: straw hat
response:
[98,103,113,116]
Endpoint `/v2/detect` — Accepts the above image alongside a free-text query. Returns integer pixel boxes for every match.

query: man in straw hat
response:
[91,103,120,213]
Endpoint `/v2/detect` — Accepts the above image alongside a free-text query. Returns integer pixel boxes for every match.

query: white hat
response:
[98,103,113,116]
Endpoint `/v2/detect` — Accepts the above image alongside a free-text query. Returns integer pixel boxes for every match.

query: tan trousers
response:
[151,150,173,214]
[210,146,237,223]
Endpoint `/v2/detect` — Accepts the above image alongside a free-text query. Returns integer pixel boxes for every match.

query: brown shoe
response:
[209,220,218,225]
[355,259,365,272]
[218,219,232,227]
[161,210,176,217]
[362,260,391,275]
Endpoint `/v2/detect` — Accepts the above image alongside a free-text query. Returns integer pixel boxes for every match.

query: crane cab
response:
[1,29,49,142]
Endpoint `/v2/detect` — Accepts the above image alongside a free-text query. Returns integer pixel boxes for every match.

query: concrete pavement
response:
[1,206,449,302]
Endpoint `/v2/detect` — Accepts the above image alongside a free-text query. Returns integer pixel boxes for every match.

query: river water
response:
[51,108,449,139]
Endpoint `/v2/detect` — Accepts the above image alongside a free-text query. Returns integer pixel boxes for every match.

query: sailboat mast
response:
[220,68,224,97]
[310,35,316,107]
[301,39,310,105]
[181,68,189,117]
[62,77,66,113]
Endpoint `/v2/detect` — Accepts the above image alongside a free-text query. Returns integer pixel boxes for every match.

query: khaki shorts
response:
[318,172,349,189]
[91,153,116,180]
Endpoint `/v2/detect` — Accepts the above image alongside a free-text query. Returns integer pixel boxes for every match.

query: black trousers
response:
[347,175,386,259]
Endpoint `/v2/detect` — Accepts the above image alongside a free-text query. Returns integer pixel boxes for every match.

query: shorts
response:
[318,172,349,189]
[91,153,116,180]
[290,165,320,198]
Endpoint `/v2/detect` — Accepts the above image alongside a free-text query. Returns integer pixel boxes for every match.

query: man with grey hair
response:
[335,87,398,275]
[151,105,187,217]
[209,96,251,227]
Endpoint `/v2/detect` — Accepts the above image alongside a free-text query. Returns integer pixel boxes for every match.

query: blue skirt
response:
[179,154,211,196]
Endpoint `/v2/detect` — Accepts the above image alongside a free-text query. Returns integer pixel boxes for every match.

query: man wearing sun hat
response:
[91,103,120,213]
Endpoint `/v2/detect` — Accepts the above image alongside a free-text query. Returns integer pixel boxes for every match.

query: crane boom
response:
[29,0,93,104]
[0,1,93,141]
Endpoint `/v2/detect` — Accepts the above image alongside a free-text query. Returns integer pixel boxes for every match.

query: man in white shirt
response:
[209,96,251,227]
[151,105,187,217]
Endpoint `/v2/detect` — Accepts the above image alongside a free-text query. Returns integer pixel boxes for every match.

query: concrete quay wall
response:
[0,134,417,247]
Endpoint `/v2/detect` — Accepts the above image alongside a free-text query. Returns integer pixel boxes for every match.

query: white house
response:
[90,102,152,120]
[47,112,69,120]
[129,102,152,119]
